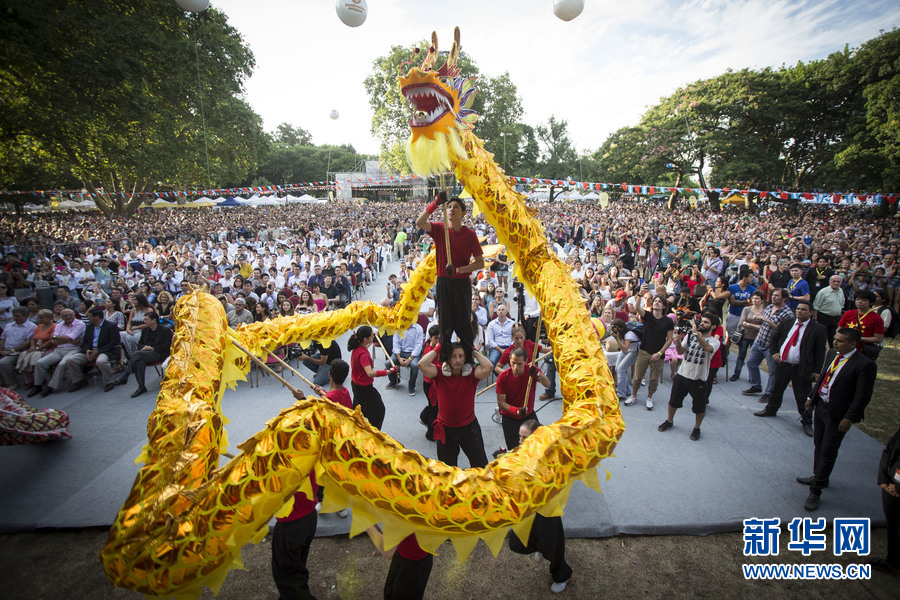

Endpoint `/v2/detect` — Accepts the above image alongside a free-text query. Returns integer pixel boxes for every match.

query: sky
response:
[209,0,900,157]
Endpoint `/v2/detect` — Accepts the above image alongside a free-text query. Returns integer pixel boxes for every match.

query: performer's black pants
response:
[501,411,538,451]
[271,511,318,600]
[383,553,434,600]
[352,382,385,430]
[508,514,573,584]
[437,419,488,468]
[436,277,474,363]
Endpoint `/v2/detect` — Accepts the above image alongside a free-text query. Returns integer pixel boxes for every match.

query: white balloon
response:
[553,0,584,21]
[174,0,210,12]
[336,0,368,28]
[329,110,340,120]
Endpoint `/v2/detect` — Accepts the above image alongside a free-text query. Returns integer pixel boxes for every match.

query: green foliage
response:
[252,144,366,186]
[274,123,313,147]
[590,29,900,211]
[534,116,578,179]
[0,0,268,215]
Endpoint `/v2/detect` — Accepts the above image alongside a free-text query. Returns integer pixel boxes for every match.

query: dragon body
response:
[100,27,624,598]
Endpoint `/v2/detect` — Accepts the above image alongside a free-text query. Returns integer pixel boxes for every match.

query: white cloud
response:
[209,0,899,158]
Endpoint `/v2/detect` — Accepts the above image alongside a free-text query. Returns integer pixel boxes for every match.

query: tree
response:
[475,73,524,175]
[252,144,367,187]
[273,123,313,147]
[534,116,578,180]
[0,0,268,216]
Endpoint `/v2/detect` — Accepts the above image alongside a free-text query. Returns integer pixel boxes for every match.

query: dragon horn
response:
[422,31,439,70]
[447,26,460,69]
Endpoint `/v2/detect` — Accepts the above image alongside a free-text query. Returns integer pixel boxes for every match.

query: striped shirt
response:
[755,304,794,348]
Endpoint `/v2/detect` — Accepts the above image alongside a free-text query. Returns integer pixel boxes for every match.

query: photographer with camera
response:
[658,313,722,441]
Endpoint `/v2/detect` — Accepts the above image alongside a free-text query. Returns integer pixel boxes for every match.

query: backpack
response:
[625,321,644,341]
[877,306,900,339]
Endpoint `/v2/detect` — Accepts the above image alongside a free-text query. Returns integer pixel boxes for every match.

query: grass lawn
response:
[856,339,900,444]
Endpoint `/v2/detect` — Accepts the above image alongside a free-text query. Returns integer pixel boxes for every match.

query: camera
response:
[512,281,524,292]
[676,312,698,335]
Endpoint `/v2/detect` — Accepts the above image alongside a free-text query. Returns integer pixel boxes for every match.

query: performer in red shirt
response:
[294,359,352,410]
[417,342,492,468]
[416,193,484,364]
[496,347,551,450]
[347,326,396,429]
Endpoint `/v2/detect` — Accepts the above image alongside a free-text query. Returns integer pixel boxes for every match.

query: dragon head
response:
[399,27,478,175]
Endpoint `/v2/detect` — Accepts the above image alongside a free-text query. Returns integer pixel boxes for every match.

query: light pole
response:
[499,132,507,170]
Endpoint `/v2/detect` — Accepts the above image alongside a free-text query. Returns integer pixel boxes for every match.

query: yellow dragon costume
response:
[101,27,624,598]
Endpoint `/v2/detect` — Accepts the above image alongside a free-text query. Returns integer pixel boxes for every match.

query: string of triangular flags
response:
[1,175,896,206]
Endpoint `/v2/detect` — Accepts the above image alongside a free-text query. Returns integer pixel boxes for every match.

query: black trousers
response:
[501,412,537,451]
[668,374,708,414]
[383,552,434,600]
[352,382,385,430]
[437,419,488,468]
[815,312,840,347]
[883,487,900,568]
[508,514,573,584]
[271,511,318,600]
[122,349,165,388]
[810,400,848,494]
[436,277,474,363]
[765,362,813,425]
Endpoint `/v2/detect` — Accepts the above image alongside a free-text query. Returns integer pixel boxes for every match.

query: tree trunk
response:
[667,172,683,211]
[707,190,721,213]
[747,191,759,214]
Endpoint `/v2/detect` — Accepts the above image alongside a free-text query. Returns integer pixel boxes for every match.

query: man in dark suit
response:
[64,307,122,392]
[797,328,876,511]
[112,311,173,398]
[754,300,827,436]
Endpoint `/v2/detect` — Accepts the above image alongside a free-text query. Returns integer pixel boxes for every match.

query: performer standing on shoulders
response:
[416,192,484,364]
[418,342,491,468]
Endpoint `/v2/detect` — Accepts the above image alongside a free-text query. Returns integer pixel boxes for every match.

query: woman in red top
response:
[348,326,395,429]
[702,311,725,402]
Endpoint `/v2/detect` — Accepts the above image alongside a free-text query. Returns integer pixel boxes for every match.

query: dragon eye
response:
[439,76,452,86]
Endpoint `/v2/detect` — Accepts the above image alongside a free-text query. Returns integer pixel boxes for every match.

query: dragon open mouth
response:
[403,83,454,126]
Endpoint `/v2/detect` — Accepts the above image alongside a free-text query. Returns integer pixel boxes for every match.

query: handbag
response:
[730,325,743,344]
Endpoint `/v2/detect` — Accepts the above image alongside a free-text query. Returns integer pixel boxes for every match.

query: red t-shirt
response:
[397,534,428,560]
[429,222,482,279]
[325,387,352,409]
[496,367,542,417]
[351,345,374,386]
[497,340,535,368]
[710,325,725,369]
[433,369,478,428]
[276,473,318,522]
[838,309,885,350]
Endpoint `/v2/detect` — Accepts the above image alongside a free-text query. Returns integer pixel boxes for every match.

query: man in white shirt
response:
[658,313,721,441]
[755,300,827,437]
[485,305,514,367]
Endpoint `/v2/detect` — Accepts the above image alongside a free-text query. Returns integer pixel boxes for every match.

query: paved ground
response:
[0,275,892,597]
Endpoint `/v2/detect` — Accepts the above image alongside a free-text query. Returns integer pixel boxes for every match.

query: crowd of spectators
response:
[0,198,897,402]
